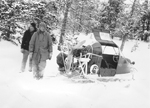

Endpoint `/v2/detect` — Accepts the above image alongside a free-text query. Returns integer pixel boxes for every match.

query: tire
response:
[90,64,99,74]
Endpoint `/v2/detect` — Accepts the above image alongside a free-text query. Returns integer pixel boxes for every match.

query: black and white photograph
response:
[0,0,150,108]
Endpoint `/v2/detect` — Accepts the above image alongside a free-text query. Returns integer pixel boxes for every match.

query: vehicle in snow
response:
[57,39,135,77]
[92,40,135,76]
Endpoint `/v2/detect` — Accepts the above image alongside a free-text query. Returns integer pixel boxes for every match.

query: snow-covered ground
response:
[0,35,150,108]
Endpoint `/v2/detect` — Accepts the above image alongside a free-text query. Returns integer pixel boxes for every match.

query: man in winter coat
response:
[20,23,37,72]
[29,22,53,79]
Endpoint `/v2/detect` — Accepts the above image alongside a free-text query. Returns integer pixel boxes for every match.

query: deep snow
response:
[0,36,150,108]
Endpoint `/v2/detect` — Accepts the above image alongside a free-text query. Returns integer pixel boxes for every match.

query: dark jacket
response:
[21,29,36,51]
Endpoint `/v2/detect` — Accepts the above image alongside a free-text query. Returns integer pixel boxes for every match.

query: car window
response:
[102,46,119,55]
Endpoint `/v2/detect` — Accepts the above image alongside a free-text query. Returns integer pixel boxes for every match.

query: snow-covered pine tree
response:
[23,1,59,32]
[0,0,59,44]
[0,0,25,45]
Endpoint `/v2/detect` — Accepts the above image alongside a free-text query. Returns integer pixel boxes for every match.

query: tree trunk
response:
[147,20,150,31]
[58,0,72,51]
[6,26,11,38]
[120,33,127,51]
[120,0,137,51]
[108,0,111,31]
[79,0,84,32]
[130,0,137,17]
[142,20,145,31]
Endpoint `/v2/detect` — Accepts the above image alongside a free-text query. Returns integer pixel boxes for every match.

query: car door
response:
[101,45,119,69]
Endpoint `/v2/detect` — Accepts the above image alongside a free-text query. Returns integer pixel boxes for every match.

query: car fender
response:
[116,55,133,74]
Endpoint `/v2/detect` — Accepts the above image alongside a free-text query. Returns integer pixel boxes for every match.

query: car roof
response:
[98,40,118,48]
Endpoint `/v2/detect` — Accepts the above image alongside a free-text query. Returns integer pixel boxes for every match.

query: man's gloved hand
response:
[49,52,53,60]
[29,53,33,59]
[21,49,24,53]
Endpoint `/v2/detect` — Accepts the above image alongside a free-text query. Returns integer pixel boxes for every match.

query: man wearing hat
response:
[29,22,53,79]
[20,22,37,73]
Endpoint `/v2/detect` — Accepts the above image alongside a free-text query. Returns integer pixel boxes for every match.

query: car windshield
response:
[102,46,119,55]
